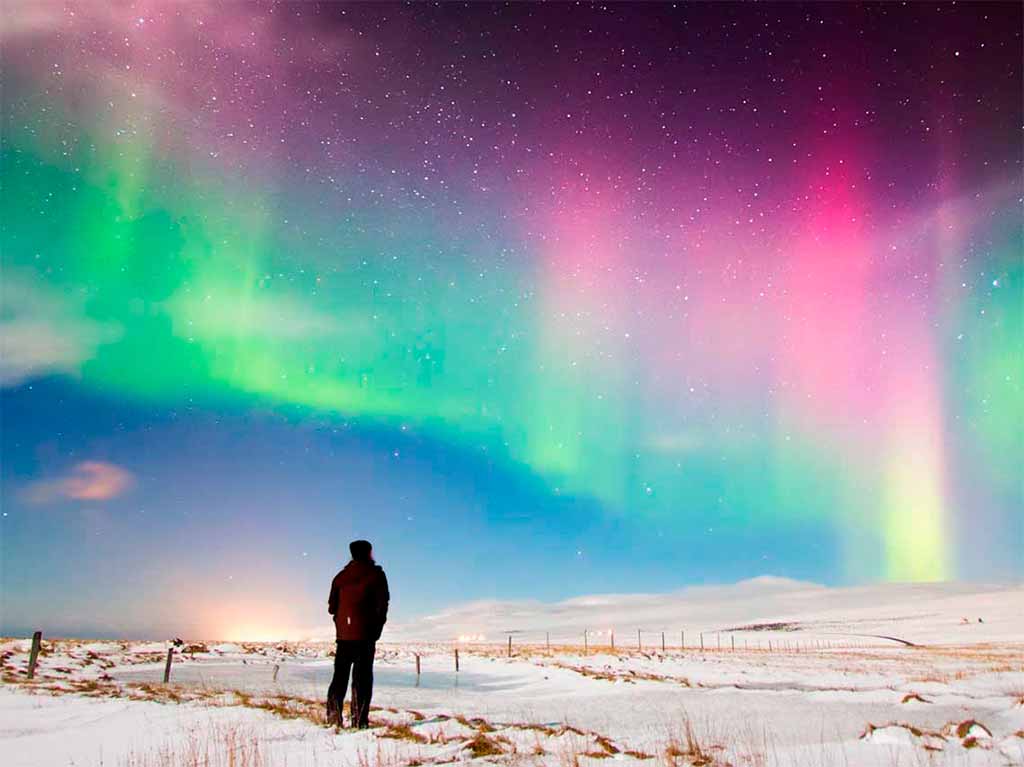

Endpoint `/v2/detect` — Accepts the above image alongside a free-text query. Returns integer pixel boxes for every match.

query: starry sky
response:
[1,2,1021,640]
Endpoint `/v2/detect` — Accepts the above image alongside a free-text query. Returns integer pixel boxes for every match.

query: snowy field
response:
[3,581,1023,766]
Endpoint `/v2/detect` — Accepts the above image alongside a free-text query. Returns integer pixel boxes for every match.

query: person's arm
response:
[376,570,390,635]
[328,575,339,616]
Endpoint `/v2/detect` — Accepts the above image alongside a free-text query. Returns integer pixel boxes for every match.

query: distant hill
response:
[382,578,1024,645]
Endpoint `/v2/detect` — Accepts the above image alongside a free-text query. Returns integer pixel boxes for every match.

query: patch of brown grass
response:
[593,734,620,755]
[625,749,654,759]
[454,714,497,733]
[231,691,330,726]
[464,732,506,758]
[954,719,991,739]
[900,692,930,704]
[379,723,428,744]
[663,718,723,767]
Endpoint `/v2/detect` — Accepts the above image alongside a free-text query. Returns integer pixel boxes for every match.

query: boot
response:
[326,696,342,727]
[348,690,360,729]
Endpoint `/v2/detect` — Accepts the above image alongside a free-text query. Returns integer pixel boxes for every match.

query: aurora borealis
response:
[1,2,1021,639]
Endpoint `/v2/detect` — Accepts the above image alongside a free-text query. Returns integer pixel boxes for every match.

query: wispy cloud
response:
[0,2,65,41]
[1,270,120,387]
[166,286,363,341]
[23,461,135,504]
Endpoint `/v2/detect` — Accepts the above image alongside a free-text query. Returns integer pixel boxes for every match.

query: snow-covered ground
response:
[3,581,1022,766]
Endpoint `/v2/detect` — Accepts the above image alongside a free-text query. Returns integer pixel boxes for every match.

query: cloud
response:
[166,287,359,341]
[1,271,120,387]
[0,3,65,41]
[23,461,135,504]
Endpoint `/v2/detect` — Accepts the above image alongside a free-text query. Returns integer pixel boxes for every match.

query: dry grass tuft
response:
[624,749,654,760]
[954,719,990,739]
[900,692,930,704]
[379,723,429,744]
[231,691,331,726]
[118,723,266,767]
[464,732,506,758]
[593,734,620,755]
[455,714,497,733]
[664,718,719,766]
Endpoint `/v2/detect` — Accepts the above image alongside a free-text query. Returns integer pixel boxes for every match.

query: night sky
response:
[1,2,1021,640]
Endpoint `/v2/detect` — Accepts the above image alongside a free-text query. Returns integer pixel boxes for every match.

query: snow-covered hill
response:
[386,578,1024,646]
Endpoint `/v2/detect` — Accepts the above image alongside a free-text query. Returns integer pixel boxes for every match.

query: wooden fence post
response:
[700,633,704,651]
[637,629,641,651]
[27,631,42,679]
[661,632,665,652]
[584,630,588,653]
[610,630,615,651]
[546,632,550,651]
[507,635,512,658]
[681,630,684,649]
[731,635,735,651]
[163,647,174,683]
[415,654,421,677]
[273,664,280,682]
[455,647,460,672]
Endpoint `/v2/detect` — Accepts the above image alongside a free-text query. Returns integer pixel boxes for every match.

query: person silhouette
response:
[326,539,390,728]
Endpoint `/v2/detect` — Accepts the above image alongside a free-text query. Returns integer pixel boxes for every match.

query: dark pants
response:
[327,640,375,727]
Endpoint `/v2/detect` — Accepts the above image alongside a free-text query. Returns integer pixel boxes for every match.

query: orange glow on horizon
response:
[220,623,299,642]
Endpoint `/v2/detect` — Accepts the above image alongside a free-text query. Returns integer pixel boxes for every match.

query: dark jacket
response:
[328,559,389,641]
